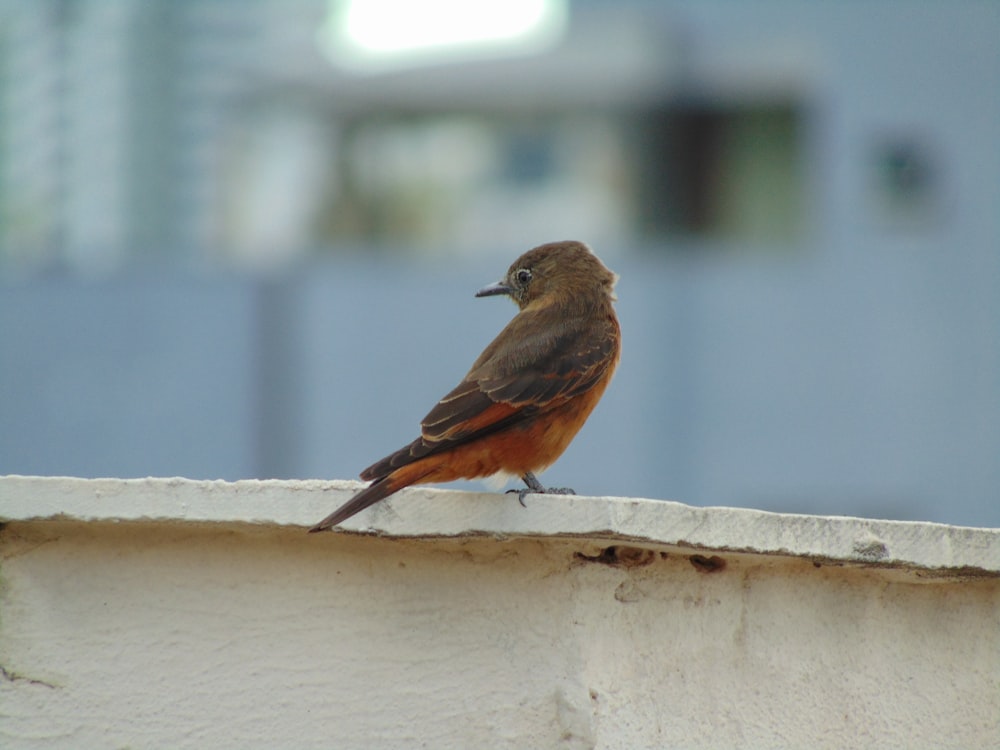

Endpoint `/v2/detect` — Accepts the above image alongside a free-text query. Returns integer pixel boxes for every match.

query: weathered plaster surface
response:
[1,476,998,749]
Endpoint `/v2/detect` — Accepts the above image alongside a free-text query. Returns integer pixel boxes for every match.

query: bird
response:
[309,240,621,532]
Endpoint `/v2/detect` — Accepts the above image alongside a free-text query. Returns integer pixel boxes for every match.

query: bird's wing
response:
[359,309,618,480]
[427,316,618,437]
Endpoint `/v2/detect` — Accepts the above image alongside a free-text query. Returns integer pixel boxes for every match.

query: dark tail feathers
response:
[308,476,400,532]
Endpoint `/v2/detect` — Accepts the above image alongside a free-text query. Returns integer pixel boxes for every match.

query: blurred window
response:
[636,104,805,244]
[318,112,633,251]
[317,104,805,252]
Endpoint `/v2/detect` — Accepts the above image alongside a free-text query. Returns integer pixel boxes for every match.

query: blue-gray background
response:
[2,1,998,528]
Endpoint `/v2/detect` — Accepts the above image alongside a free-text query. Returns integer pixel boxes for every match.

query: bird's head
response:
[475,241,618,310]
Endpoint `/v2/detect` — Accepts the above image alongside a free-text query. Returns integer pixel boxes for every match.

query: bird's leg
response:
[506,471,576,507]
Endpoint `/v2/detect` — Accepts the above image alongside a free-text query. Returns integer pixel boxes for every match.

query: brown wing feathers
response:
[359,314,616,484]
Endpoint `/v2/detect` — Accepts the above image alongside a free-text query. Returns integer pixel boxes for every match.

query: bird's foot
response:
[506,472,576,507]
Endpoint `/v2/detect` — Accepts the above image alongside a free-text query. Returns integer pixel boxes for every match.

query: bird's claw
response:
[505,487,531,508]
[506,485,576,508]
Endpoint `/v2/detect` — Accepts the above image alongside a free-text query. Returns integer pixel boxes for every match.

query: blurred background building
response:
[1,0,997,526]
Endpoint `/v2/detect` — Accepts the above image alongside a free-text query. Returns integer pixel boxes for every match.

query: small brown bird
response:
[309,240,620,532]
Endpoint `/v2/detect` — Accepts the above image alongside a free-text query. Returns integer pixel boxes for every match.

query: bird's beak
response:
[475,281,513,298]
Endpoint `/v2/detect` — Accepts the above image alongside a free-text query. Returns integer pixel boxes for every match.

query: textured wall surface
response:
[1,477,998,749]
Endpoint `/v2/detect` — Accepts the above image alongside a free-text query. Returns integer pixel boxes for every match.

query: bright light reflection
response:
[322,0,567,70]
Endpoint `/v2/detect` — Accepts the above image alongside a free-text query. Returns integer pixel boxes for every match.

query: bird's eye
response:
[515,268,532,285]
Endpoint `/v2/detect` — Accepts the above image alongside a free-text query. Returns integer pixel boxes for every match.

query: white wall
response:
[2,477,997,749]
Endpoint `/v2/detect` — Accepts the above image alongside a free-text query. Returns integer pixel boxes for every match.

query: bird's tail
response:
[308,464,431,532]
[308,477,398,532]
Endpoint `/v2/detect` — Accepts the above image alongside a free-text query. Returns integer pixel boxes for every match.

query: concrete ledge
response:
[2,475,998,748]
[2,475,997,577]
